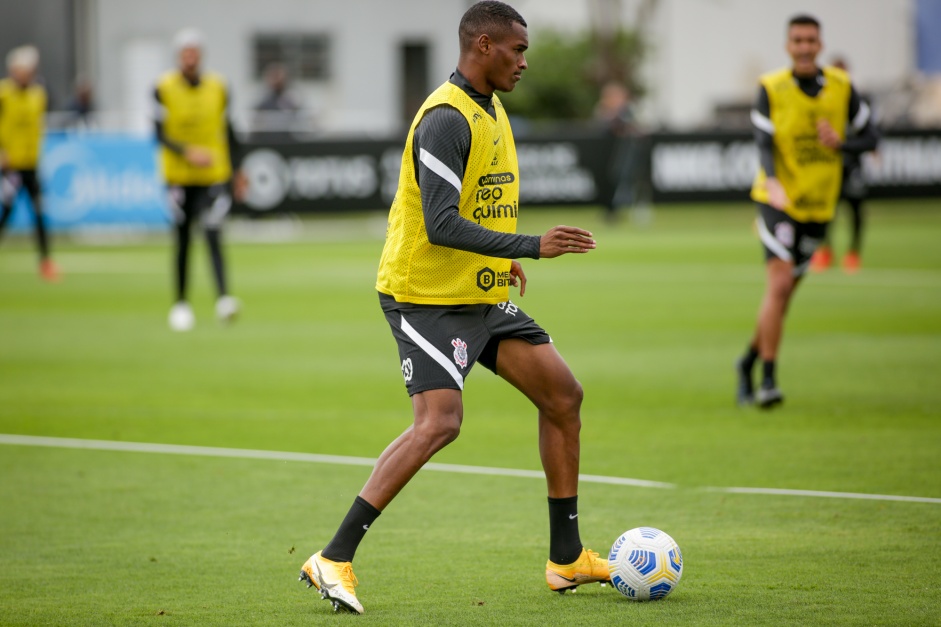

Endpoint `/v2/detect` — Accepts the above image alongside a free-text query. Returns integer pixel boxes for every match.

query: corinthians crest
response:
[451,338,468,369]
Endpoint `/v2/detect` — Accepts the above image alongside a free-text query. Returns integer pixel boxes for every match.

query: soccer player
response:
[299,1,606,614]
[736,15,878,408]
[811,57,879,274]
[154,29,242,331]
[0,45,59,281]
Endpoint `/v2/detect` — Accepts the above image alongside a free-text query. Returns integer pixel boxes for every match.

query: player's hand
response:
[816,119,842,149]
[184,146,214,168]
[765,177,790,210]
[232,170,248,203]
[508,260,527,297]
[539,225,596,258]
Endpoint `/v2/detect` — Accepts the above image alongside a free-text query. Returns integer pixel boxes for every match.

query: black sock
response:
[740,345,759,372]
[321,496,381,563]
[762,360,776,388]
[205,229,228,296]
[548,495,582,565]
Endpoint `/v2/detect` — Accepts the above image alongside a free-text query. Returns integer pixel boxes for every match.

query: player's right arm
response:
[414,106,593,259]
[751,85,789,210]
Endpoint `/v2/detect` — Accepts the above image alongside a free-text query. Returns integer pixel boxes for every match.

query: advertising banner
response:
[6,132,168,231]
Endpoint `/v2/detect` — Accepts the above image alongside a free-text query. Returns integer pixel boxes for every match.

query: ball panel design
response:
[608,527,683,602]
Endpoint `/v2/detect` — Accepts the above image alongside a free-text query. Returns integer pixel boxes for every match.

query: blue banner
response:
[7,132,168,231]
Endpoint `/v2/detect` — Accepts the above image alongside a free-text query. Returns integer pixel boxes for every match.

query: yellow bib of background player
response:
[156,71,231,186]
[0,78,46,170]
[376,82,521,305]
[751,67,851,223]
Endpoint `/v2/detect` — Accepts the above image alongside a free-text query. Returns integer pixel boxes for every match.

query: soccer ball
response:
[608,527,683,601]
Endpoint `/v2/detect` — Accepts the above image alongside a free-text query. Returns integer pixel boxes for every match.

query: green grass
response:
[1,201,940,626]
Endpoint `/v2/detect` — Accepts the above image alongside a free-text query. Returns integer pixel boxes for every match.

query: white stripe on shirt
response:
[419,148,463,194]
[751,109,775,135]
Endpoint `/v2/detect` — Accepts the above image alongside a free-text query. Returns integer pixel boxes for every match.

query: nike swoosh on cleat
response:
[314,562,337,590]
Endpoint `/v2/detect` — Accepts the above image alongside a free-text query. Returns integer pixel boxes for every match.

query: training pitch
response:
[1,202,939,625]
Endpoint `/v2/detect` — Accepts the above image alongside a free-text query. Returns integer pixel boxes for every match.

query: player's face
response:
[10,66,34,87]
[486,21,528,93]
[178,46,202,78]
[786,24,822,77]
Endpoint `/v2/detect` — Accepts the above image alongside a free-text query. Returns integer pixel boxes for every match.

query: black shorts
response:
[379,292,552,396]
[755,203,827,277]
[167,184,232,229]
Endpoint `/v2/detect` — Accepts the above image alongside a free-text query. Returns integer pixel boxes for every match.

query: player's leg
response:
[843,197,863,272]
[302,388,463,614]
[493,338,609,592]
[752,256,797,403]
[168,186,196,331]
[201,184,239,322]
[0,170,20,244]
[302,302,475,613]
[22,171,58,281]
[742,204,802,408]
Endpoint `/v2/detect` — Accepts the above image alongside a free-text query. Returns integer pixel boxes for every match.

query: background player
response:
[811,56,879,274]
[736,14,878,408]
[299,1,606,614]
[154,28,243,331]
[0,45,59,281]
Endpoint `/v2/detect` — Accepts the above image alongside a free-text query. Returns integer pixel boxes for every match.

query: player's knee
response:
[542,378,583,426]
[416,412,463,450]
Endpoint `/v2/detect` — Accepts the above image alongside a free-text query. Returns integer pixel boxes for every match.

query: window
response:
[253,33,330,81]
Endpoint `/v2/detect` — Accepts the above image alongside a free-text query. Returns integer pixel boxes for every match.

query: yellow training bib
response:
[376,82,521,305]
[751,66,851,223]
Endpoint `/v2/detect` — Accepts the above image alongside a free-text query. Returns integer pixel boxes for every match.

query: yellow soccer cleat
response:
[299,551,364,614]
[546,548,611,594]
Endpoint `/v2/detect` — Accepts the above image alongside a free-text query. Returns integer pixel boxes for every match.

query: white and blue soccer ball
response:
[608,527,683,601]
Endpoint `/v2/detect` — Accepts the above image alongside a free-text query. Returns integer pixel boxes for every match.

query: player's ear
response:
[477,34,491,54]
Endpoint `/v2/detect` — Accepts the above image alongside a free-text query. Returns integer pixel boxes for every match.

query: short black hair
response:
[788,14,821,30]
[459,1,527,52]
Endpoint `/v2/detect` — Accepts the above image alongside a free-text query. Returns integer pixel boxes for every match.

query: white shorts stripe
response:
[756,214,793,262]
[400,314,464,390]
[419,148,463,194]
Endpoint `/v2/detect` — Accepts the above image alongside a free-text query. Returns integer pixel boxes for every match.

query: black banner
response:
[236,129,941,214]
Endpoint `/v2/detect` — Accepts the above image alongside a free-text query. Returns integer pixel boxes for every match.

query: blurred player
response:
[0,45,59,281]
[810,56,879,274]
[737,15,878,408]
[299,1,605,614]
[154,28,243,331]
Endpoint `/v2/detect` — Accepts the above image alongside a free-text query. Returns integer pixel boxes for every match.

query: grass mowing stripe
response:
[6,434,940,503]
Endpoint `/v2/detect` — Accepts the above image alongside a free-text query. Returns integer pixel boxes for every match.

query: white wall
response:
[91,0,466,135]
[87,0,915,132]
[516,0,914,128]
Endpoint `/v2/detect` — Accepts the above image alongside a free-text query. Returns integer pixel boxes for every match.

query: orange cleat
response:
[810,246,832,273]
[842,251,861,274]
[39,259,60,282]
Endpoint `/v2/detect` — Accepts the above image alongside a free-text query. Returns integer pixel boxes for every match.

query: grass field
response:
[1,201,940,626]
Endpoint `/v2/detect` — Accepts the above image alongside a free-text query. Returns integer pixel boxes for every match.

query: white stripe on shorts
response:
[756,214,793,263]
[400,314,464,390]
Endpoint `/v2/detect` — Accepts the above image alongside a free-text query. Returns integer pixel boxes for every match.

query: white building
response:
[5,0,918,134]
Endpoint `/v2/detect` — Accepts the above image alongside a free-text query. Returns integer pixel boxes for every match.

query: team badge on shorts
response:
[401,358,413,382]
[774,221,795,248]
[451,338,469,369]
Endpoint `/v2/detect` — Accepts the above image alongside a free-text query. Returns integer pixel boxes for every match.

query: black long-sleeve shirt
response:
[410,69,541,260]
[751,69,879,177]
